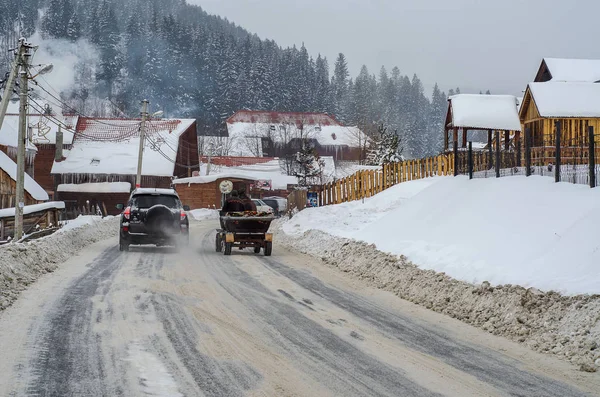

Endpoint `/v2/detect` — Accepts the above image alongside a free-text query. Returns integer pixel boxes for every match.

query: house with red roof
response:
[51,117,198,215]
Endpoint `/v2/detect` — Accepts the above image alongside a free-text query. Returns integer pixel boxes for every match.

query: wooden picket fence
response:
[320,154,454,206]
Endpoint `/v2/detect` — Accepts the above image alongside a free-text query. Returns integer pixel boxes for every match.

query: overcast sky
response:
[188,0,600,97]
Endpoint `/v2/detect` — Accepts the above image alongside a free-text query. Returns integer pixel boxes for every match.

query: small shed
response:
[0,150,49,209]
[519,82,600,164]
[445,94,522,153]
[173,174,258,210]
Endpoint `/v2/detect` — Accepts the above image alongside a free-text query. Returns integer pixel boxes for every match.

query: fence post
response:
[453,141,458,176]
[488,129,493,169]
[516,131,522,167]
[589,126,596,188]
[555,121,561,183]
[525,127,531,176]
[495,130,501,178]
[468,141,473,179]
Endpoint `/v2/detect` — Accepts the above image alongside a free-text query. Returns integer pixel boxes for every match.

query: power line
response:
[28,96,141,141]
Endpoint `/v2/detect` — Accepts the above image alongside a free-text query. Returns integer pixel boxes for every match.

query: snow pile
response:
[284,176,600,295]
[449,94,521,131]
[188,208,219,221]
[0,216,119,311]
[279,176,600,370]
[59,215,113,232]
[0,151,49,201]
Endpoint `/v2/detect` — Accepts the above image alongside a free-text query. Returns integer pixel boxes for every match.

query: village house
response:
[519,58,600,166]
[51,117,198,215]
[199,111,366,162]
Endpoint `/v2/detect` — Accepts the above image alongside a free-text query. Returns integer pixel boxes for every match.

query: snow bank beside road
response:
[276,227,600,372]
[284,176,600,295]
[0,216,119,311]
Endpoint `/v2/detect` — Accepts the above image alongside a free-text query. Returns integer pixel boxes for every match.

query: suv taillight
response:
[123,206,131,220]
[180,210,186,222]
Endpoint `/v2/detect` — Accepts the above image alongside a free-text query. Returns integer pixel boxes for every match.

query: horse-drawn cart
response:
[216,212,275,256]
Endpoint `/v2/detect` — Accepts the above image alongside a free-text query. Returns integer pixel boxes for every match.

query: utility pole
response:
[135,99,149,188]
[15,40,33,240]
[0,39,25,134]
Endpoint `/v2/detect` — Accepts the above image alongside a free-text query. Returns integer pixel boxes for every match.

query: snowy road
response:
[0,222,597,397]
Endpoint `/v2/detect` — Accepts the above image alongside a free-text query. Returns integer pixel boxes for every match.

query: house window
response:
[270,125,276,131]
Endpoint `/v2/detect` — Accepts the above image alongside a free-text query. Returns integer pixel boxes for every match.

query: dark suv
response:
[119,188,190,251]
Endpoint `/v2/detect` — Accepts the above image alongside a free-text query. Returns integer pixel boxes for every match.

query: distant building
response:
[199,110,366,161]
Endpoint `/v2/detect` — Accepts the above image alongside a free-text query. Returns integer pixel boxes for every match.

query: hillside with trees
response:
[0,0,453,158]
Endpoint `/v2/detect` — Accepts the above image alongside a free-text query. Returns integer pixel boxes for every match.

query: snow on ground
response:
[188,208,219,221]
[0,216,119,311]
[278,175,600,370]
[58,215,113,232]
[284,176,600,295]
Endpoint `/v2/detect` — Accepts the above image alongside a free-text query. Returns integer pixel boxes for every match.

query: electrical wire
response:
[28,96,141,141]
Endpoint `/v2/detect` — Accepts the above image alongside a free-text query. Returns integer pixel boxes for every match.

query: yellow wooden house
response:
[519,82,600,165]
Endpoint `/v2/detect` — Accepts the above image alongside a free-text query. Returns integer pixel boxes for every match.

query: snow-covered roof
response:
[0,115,38,150]
[528,82,600,118]
[542,58,600,83]
[174,159,298,190]
[222,122,365,157]
[57,182,131,193]
[51,118,195,176]
[449,94,521,131]
[0,150,49,201]
[0,201,65,219]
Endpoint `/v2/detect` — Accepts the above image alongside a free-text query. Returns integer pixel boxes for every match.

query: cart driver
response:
[238,186,257,212]
[222,190,245,213]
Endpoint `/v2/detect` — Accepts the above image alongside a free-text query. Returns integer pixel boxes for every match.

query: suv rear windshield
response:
[131,194,181,209]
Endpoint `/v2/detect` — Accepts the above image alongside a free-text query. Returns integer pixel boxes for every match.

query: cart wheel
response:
[216,234,222,252]
[264,242,272,256]
[254,246,261,254]
[224,242,233,256]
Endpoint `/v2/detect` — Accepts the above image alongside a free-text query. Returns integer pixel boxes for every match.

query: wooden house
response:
[51,117,198,214]
[0,150,48,209]
[519,82,600,165]
[444,94,522,152]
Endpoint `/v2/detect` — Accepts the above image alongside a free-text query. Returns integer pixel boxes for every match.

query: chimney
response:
[55,125,63,161]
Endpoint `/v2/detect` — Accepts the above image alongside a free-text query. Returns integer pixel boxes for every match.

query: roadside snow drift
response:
[0,216,119,311]
[284,176,600,295]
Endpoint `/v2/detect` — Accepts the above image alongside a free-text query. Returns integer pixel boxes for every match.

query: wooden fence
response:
[320,154,454,206]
